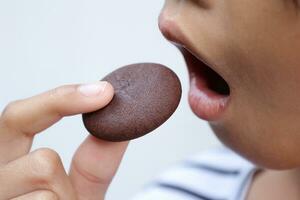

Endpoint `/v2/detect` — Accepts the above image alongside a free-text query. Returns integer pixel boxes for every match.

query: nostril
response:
[158,12,176,40]
[158,13,172,41]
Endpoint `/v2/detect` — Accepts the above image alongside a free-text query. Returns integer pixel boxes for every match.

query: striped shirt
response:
[131,147,257,200]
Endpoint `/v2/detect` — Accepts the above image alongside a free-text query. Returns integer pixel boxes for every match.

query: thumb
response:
[69,136,129,200]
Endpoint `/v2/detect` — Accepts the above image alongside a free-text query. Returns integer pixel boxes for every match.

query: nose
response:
[158,0,212,44]
[158,2,187,45]
[158,11,180,45]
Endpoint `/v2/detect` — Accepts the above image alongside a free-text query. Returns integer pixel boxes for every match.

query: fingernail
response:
[78,81,107,97]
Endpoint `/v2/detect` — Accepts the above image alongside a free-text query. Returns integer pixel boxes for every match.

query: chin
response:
[210,123,300,170]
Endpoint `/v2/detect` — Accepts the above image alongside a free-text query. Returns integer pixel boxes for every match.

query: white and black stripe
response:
[155,182,227,200]
[131,147,257,200]
[182,161,241,176]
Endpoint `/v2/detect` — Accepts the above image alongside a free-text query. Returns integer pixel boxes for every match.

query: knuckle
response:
[1,100,21,127]
[48,85,76,116]
[49,86,63,99]
[73,160,113,185]
[49,85,75,100]
[31,148,63,184]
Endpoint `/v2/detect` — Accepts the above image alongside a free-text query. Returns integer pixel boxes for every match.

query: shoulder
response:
[131,146,257,200]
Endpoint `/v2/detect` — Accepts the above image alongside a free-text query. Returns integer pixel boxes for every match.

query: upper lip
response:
[158,11,226,82]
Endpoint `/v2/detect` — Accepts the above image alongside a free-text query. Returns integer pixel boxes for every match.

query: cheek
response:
[178,0,300,169]
[228,28,300,117]
[221,0,300,96]
[211,2,300,170]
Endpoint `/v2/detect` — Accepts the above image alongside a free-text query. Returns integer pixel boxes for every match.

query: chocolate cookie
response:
[82,63,182,142]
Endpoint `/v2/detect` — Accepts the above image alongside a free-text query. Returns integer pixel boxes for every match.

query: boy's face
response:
[159,0,300,169]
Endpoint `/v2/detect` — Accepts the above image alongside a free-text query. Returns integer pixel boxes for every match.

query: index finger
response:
[0,81,114,165]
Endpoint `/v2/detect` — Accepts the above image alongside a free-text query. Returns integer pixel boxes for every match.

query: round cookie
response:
[82,63,182,142]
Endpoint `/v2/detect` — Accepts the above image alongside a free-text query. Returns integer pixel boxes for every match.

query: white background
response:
[0,1,220,199]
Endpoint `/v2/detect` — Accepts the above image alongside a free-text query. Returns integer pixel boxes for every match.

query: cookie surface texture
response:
[82,63,182,142]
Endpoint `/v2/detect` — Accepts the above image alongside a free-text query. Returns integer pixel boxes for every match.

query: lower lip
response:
[181,48,230,121]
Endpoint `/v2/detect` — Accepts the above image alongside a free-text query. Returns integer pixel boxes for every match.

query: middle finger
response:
[0,148,76,200]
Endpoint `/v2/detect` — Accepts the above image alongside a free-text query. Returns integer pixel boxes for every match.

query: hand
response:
[0,81,129,200]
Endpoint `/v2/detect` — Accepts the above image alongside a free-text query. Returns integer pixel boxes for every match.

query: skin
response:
[160,0,300,199]
[0,82,128,199]
[2,0,300,199]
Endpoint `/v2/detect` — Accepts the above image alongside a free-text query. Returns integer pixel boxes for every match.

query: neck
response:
[246,168,300,200]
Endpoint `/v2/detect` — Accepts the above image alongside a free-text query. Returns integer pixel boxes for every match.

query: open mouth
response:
[158,11,231,121]
[179,46,231,121]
